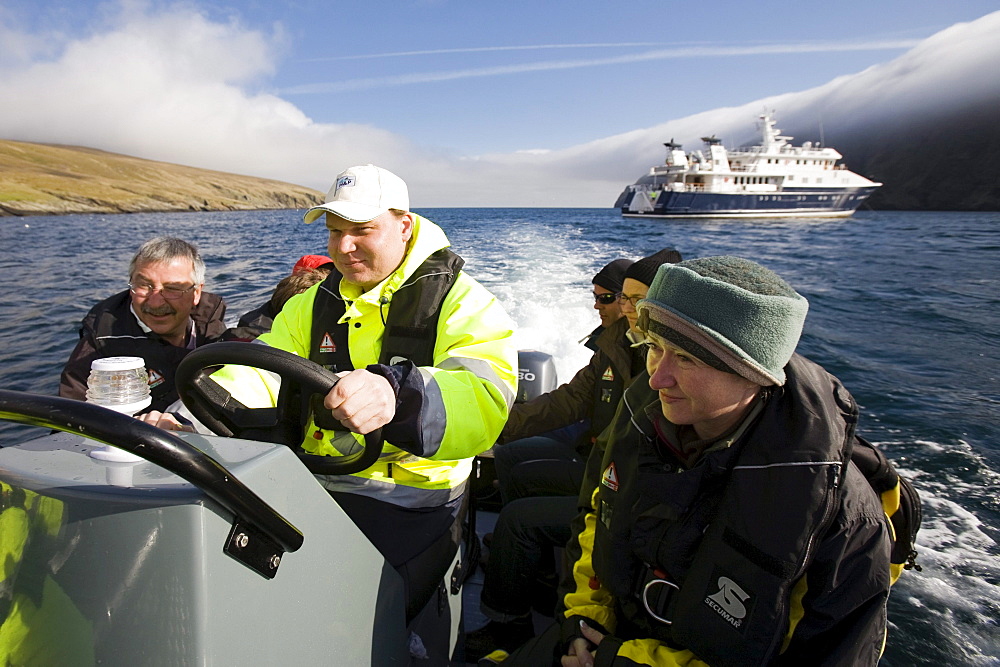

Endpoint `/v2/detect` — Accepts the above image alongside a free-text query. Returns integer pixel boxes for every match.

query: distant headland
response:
[0,139,324,216]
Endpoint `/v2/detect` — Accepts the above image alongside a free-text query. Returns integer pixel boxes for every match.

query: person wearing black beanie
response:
[592,258,632,294]
[623,247,683,288]
[586,258,634,345]
[619,248,683,336]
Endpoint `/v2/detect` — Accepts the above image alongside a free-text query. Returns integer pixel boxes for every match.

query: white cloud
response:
[0,2,424,190]
[1,4,998,206]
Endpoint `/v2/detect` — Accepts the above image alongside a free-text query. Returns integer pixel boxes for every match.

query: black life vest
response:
[307,249,464,430]
[595,355,884,666]
[663,356,858,665]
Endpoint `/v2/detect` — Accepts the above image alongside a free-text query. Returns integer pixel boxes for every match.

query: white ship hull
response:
[617,114,882,219]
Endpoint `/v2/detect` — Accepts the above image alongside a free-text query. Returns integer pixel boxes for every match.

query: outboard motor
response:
[514,349,558,403]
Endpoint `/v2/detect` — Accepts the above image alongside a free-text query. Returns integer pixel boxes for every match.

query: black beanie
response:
[624,248,683,287]
[592,258,633,293]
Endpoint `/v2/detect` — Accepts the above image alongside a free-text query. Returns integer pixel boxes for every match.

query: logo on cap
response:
[335,175,356,191]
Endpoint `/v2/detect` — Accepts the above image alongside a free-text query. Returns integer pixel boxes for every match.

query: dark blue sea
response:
[1,208,998,664]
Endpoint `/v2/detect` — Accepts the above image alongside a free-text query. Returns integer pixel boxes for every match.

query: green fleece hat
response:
[637,256,808,386]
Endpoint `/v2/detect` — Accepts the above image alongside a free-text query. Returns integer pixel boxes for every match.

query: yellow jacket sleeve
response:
[563,487,617,630]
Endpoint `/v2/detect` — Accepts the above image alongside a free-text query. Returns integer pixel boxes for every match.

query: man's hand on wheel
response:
[324,369,396,434]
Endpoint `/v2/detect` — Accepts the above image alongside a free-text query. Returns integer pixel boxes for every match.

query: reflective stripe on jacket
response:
[211,215,517,508]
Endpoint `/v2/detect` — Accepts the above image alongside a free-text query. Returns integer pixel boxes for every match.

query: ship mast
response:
[759,112,791,152]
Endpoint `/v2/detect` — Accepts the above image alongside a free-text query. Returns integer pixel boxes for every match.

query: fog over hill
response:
[552,11,1000,211]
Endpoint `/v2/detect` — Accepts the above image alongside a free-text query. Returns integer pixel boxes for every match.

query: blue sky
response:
[1,1,998,204]
[270,0,996,153]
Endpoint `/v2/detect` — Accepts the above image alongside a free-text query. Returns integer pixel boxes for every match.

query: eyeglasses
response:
[617,293,644,307]
[129,282,197,301]
[593,292,621,305]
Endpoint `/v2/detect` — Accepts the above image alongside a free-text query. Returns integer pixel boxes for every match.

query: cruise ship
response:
[615,114,881,218]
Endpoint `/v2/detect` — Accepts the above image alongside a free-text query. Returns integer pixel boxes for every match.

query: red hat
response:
[292,254,334,274]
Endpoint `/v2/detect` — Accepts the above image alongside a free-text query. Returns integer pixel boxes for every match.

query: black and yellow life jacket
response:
[307,248,464,430]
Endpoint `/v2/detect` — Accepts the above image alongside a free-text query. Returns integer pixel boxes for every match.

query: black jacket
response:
[559,354,892,666]
[59,290,227,412]
[222,300,277,342]
[500,317,643,453]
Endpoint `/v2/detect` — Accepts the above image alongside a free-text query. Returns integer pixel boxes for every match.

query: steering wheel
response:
[175,342,383,476]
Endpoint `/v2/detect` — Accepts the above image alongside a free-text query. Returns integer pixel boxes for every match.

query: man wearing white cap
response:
[204,164,518,655]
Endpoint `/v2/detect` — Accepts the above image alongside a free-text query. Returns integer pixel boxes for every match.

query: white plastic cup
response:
[86,356,151,463]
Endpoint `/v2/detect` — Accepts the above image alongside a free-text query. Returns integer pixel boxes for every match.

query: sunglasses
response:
[593,292,622,305]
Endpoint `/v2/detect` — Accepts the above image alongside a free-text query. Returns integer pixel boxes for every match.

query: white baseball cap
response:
[303,164,410,224]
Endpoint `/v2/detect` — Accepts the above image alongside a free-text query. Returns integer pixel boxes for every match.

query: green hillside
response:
[0,140,323,216]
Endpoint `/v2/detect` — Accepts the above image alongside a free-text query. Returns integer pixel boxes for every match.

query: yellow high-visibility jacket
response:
[212,215,517,508]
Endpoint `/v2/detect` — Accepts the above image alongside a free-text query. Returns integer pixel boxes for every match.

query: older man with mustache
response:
[59,236,228,413]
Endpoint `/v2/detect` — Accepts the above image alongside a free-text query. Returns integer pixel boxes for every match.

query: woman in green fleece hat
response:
[505,256,894,667]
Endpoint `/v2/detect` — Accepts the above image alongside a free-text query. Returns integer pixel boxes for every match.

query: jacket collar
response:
[340,214,451,305]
